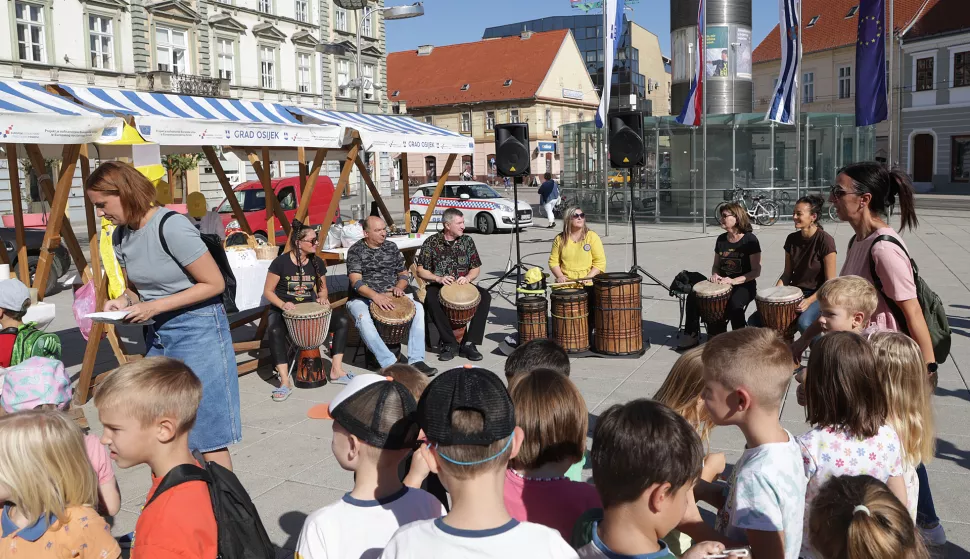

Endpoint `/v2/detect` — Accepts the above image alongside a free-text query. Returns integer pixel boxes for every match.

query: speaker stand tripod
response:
[487,178,528,296]
[627,167,670,292]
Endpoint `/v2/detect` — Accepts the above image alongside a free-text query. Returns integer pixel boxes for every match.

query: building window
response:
[155,26,188,73]
[578,110,584,122]
[334,7,348,32]
[460,112,471,133]
[486,110,495,130]
[336,59,350,97]
[260,46,275,89]
[295,0,308,22]
[297,52,312,93]
[954,51,970,88]
[258,0,271,13]
[89,14,113,70]
[916,57,934,91]
[362,63,374,100]
[424,115,433,125]
[845,5,858,18]
[545,108,553,130]
[362,11,373,37]
[15,2,46,63]
[807,15,820,27]
[216,38,233,83]
[838,66,852,99]
[953,136,970,182]
[802,72,814,103]
[510,109,520,123]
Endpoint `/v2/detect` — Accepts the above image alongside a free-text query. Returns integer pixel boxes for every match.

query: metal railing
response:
[138,71,229,98]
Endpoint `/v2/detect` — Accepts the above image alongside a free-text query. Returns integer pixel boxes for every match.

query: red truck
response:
[216,176,340,244]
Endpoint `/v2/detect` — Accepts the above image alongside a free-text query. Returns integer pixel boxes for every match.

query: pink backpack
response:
[1,356,71,413]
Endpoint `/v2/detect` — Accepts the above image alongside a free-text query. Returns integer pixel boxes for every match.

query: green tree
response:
[162,153,203,201]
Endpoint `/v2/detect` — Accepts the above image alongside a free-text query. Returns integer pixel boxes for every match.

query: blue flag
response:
[855,0,887,126]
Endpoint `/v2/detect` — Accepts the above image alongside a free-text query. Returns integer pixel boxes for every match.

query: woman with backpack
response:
[791,161,946,547]
[85,161,241,472]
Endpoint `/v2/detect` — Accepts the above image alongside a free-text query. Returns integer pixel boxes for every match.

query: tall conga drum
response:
[593,273,643,355]
[283,302,332,389]
[693,280,731,336]
[517,296,547,345]
[371,295,416,345]
[440,283,481,343]
[551,289,589,353]
[756,286,804,342]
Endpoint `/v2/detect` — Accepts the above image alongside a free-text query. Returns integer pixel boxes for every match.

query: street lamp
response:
[319,2,424,217]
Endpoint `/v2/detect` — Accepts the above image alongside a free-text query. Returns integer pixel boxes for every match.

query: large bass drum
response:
[593,273,643,356]
[283,302,332,389]
[551,289,589,353]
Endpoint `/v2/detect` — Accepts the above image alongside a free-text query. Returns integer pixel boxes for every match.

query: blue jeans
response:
[145,299,242,453]
[916,463,940,527]
[346,294,426,368]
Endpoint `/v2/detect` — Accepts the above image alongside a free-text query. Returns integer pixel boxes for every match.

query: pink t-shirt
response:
[840,227,917,332]
[503,468,602,541]
[84,433,115,485]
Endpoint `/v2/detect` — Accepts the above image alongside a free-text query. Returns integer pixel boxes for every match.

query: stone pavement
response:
[36,193,970,557]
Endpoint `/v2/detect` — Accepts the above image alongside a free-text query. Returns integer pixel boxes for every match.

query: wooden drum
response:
[551,289,589,353]
[593,273,643,356]
[694,280,731,332]
[283,302,332,389]
[371,295,416,345]
[516,296,547,345]
[756,286,804,342]
[440,283,481,343]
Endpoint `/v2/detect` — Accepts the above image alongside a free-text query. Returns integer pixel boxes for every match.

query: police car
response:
[408,181,533,234]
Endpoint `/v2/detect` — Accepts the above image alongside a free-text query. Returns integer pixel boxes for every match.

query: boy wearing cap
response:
[297,375,445,559]
[0,278,60,367]
[381,366,578,559]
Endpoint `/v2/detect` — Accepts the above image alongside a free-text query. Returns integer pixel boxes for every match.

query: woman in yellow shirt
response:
[549,206,607,283]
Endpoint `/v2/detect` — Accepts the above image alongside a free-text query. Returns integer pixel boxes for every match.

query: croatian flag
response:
[766,0,801,124]
[595,0,624,128]
[676,0,704,126]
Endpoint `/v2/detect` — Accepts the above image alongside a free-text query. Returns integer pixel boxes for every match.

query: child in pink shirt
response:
[504,369,601,540]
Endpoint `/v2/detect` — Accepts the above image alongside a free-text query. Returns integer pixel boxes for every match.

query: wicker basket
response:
[224,231,257,251]
[255,245,278,260]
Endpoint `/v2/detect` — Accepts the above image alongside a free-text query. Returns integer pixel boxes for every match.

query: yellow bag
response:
[99,217,125,299]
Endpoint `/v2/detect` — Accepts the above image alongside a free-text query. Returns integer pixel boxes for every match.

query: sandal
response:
[272,385,292,402]
[328,372,355,385]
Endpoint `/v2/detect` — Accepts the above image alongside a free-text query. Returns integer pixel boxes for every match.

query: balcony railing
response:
[136,71,230,98]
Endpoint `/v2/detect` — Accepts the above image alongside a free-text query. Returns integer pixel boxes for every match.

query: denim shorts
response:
[145,299,242,453]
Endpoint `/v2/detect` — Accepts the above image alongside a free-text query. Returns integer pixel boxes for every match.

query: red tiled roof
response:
[753,0,936,64]
[387,30,569,109]
[904,0,968,40]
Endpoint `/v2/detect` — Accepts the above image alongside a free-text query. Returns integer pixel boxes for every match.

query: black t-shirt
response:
[715,232,761,279]
[783,229,836,292]
[268,253,326,304]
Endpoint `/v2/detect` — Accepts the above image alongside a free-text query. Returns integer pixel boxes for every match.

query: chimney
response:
[520,30,533,40]
[417,45,434,56]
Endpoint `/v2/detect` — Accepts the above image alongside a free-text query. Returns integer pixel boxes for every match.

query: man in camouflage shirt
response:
[346,216,437,376]
[415,208,490,362]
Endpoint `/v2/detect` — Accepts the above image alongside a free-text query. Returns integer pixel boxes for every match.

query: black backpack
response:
[850,234,951,363]
[159,211,239,314]
[146,452,275,559]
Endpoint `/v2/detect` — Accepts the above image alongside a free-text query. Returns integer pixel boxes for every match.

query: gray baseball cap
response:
[0,279,31,314]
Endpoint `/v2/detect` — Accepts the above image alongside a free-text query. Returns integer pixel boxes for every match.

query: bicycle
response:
[712,185,780,227]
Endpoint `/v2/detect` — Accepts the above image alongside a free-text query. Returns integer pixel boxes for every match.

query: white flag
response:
[766,0,801,124]
[595,0,624,128]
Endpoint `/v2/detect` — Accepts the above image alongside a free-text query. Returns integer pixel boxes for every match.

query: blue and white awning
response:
[285,107,474,154]
[0,81,123,144]
[56,85,343,149]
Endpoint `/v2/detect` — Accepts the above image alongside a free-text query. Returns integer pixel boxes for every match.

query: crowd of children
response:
[0,271,942,559]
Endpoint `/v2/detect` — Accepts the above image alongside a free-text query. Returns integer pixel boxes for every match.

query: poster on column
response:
[706,26,729,78]
[736,28,753,79]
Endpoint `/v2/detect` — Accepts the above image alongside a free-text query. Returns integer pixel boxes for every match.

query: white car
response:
[408,181,533,234]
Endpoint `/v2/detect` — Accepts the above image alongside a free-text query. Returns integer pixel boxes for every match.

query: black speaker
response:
[494,123,530,177]
[608,111,644,168]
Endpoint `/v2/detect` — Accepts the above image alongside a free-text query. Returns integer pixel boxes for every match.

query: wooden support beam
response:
[316,144,359,256]
[354,156,393,226]
[298,147,308,196]
[5,145,29,283]
[262,147,275,246]
[80,144,96,242]
[201,146,250,234]
[245,149,290,242]
[74,222,107,406]
[286,148,328,252]
[418,154,457,234]
[401,155,411,234]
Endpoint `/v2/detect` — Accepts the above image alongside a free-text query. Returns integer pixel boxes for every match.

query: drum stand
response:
[627,167,669,292]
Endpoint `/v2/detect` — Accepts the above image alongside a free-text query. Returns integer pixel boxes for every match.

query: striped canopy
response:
[285,106,474,154]
[0,80,122,144]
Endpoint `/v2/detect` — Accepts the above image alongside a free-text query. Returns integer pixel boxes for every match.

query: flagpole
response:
[702,0,708,234]
[888,0,894,166]
[603,1,610,237]
[795,0,802,199]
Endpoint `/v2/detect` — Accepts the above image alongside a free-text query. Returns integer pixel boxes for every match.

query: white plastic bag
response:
[340,222,365,248]
[325,223,344,250]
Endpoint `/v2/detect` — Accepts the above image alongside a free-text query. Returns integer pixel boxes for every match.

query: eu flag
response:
[855,0,888,126]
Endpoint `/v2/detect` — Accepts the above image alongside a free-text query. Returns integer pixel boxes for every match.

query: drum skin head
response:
[284,302,330,318]
[552,288,587,300]
[757,286,803,302]
[693,280,732,297]
[371,295,416,323]
[594,272,639,283]
[440,283,481,306]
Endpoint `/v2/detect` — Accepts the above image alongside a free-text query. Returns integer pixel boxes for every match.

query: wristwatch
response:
[927,362,939,374]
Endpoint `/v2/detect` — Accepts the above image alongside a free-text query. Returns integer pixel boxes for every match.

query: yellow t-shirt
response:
[548,230,606,281]
[0,505,120,559]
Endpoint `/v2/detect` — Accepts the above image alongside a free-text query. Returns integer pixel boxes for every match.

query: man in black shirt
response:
[415,208,490,362]
[346,217,437,376]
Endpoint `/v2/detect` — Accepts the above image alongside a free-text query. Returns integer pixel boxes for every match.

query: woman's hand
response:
[681,542,728,559]
[710,274,722,284]
[282,302,296,312]
[123,301,161,323]
[104,297,127,312]
[797,298,812,313]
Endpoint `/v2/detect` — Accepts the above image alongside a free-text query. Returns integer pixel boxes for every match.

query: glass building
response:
[559,114,876,226]
[483,15,649,113]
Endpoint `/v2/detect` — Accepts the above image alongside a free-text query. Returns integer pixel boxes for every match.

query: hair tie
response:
[853,505,872,517]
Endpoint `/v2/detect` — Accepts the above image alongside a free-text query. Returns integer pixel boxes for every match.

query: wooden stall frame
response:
[201,146,252,235]
[417,154,458,234]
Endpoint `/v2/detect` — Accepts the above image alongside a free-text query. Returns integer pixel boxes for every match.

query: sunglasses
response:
[829,185,858,198]
[720,213,734,219]
[302,237,319,245]
[572,213,586,219]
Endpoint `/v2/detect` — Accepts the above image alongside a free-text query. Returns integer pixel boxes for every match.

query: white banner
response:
[358,132,475,154]
[0,114,123,145]
[134,117,343,149]
[595,0,623,128]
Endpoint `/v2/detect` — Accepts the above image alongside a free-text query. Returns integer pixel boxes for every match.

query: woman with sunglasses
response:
[263,221,351,401]
[549,207,606,286]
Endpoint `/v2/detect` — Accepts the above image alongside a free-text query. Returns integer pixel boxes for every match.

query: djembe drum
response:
[371,295,416,345]
[551,289,589,353]
[283,302,332,389]
[440,283,481,343]
[693,280,731,336]
[516,296,547,345]
[593,273,643,355]
[756,286,804,342]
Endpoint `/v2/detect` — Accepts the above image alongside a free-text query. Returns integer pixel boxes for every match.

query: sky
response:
[384,0,780,58]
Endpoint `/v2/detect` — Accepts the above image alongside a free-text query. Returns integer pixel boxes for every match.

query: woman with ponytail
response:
[809,475,929,559]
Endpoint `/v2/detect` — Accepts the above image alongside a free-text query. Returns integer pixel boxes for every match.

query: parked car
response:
[216,176,339,243]
[0,227,71,294]
[409,181,533,234]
